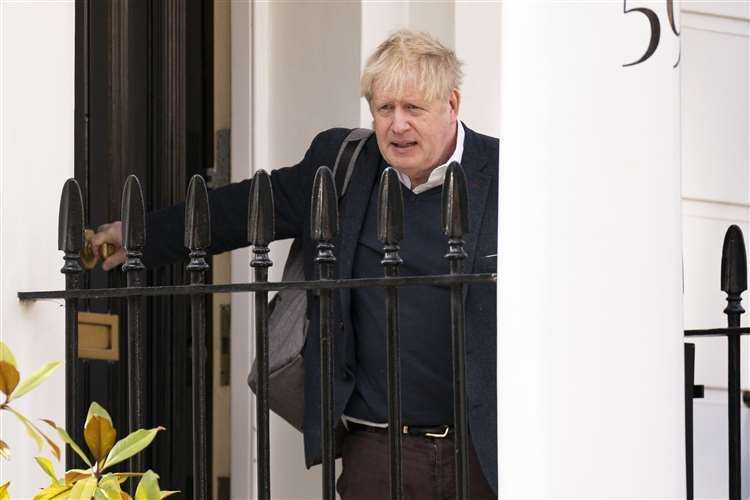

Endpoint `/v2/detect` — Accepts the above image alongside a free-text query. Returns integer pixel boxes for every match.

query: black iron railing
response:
[19,163,496,500]
[684,224,748,500]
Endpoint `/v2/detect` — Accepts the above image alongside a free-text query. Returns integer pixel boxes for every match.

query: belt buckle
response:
[424,426,450,438]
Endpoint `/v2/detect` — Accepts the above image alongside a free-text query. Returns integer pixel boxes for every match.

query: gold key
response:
[81,229,116,270]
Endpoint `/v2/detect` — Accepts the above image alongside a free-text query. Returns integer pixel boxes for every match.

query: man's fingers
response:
[92,221,124,262]
[101,249,127,272]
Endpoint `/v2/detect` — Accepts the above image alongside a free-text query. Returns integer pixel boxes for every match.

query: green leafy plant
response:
[0,341,62,462]
[33,402,175,500]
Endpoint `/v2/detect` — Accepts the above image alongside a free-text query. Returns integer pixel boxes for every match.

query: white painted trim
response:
[682,198,750,223]
[682,11,750,37]
[229,1,254,498]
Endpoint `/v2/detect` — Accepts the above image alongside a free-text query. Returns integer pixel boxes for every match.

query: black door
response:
[74,1,213,497]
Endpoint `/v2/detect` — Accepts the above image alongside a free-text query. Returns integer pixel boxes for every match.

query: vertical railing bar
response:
[58,178,84,469]
[185,174,211,500]
[442,162,470,499]
[248,171,275,500]
[720,224,746,500]
[311,166,339,500]
[684,343,696,500]
[121,175,147,476]
[728,330,741,500]
[377,167,404,500]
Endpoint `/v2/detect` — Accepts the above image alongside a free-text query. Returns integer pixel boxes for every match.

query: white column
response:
[497,2,684,496]
[0,0,74,496]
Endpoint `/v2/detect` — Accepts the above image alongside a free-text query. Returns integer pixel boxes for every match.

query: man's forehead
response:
[372,78,430,103]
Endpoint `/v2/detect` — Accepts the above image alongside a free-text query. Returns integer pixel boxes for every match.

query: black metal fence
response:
[19,163,495,500]
[27,167,749,499]
[684,224,748,500]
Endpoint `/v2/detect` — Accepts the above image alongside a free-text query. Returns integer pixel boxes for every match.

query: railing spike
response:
[311,166,338,243]
[248,170,275,247]
[58,178,85,254]
[721,225,747,296]
[377,167,404,245]
[121,175,146,253]
[442,162,470,238]
[184,174,211,251]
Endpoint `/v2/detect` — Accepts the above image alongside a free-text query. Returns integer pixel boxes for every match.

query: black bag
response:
[248,128,373,431]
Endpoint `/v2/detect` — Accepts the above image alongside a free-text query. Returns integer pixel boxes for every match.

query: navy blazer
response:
[144,124,499,493]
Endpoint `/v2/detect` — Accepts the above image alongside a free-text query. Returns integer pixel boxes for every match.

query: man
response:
[94,30,498,499]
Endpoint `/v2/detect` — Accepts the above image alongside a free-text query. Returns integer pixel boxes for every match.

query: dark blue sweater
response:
[345,177,454,425]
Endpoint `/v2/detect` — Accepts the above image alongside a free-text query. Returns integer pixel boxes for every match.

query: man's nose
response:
[391,109,410,134]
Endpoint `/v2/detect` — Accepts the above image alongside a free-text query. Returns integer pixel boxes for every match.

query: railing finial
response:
[721,224,747,298]
[58,178,85,257]
[377,167,404,247]
[311,166,338,244]
[121,175,146,270]
[185,174,211,252]
[248,170,275,249]
[442,161,470,240]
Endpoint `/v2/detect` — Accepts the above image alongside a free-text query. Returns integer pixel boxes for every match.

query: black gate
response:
[20,162,495,500]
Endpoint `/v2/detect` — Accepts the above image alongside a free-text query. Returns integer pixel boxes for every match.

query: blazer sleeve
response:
[143,128,349,268]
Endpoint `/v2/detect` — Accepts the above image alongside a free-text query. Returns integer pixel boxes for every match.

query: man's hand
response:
[91,222,127,271]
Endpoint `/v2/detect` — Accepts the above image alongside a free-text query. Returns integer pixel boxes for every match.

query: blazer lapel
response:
[460,125,491,274]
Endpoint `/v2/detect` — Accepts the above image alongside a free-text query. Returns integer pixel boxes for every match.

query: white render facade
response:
[1,1,748,498]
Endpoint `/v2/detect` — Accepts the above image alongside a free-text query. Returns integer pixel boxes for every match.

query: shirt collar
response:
[394,121,465,194]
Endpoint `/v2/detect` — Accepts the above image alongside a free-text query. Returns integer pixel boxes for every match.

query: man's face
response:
[370,80,460,181]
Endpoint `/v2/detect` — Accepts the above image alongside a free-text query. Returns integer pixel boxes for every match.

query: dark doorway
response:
[74,1,214,496]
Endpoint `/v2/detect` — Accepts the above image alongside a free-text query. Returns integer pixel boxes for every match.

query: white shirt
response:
[393,121,465,194]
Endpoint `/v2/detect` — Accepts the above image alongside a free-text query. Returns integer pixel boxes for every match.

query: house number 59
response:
[623,0,681,68]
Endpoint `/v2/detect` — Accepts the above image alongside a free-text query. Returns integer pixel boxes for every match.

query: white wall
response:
[679,2,750,497]
[497,2,685,496]
[0,0,75,497]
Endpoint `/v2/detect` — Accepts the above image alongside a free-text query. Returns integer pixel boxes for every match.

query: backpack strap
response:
[332,128,373,200]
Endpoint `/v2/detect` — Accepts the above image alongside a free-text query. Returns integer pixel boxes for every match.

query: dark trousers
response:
[336,426,497,500]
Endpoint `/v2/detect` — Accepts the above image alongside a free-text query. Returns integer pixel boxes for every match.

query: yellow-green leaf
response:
[69,475,97,500]
[84,415,117,464]
[32,483,73,500]
[65,469,93,486]
[160,490,179,499]
[134,470,159,500]
[0,361,20,397]
[120,492,132,500]
[0,481,9,500]
[0,439,11,460]
[35,456,60,485]
[10,361,61,401]
[8,406,43,451]
[102,427,164,471]
[53,425,92,467]
[112,473,143,483]
[0,342,17,367]
[85,402,113,427]
[96,474,123,500]
[8,409,61,460]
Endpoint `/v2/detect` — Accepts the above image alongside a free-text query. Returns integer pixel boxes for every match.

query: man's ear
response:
[449,89,461,119]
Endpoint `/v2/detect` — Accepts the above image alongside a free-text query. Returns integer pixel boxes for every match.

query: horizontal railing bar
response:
[684,327,750,337]
[18,273,497,301]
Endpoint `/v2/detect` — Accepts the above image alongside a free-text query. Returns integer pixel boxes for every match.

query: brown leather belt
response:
[347,421,453,439]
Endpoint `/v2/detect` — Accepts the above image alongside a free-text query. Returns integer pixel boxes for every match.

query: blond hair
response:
[361,29,463,104]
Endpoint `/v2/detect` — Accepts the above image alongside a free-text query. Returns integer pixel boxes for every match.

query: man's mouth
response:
[391,141,417,150]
